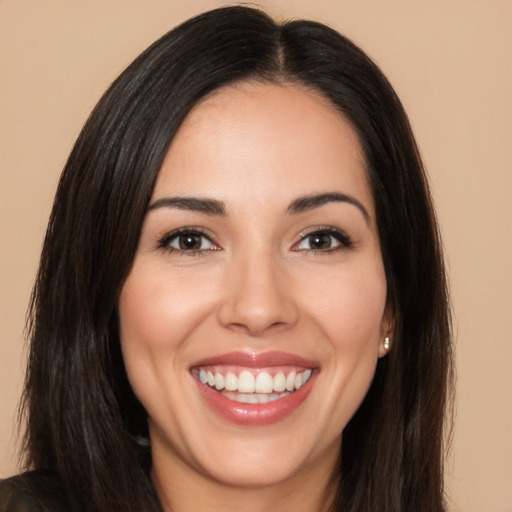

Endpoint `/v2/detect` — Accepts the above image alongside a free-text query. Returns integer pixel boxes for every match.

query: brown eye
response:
[308,233,334,250]
[294,229,352,252]
[178,234,203,250]
[163,231,217,252]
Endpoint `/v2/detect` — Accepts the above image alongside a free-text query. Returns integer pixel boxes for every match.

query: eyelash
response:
[293,227,353,254]
[157,227,219,256]
[157,226,353,256]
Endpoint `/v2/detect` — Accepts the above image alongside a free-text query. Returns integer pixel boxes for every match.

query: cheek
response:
[299,262,387,427]
[117,264,224,438]
[117,263,218,411]
[119,263,217,354]
[304,263,388,347]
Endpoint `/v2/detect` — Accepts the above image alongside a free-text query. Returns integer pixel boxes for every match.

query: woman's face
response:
[119,82,390,490]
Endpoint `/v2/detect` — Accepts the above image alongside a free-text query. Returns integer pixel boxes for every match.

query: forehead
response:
[154,82,373,216]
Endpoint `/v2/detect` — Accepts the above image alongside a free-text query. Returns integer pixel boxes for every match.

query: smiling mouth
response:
[194,366,313,404]
[190,352,317,425]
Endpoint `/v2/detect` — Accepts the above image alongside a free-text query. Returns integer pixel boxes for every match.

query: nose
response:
[217,251,299,337]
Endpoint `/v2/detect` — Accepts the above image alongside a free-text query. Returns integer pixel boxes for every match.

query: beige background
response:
[1,1,511,511]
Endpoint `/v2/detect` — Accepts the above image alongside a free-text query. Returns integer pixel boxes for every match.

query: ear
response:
[378,303,394,358]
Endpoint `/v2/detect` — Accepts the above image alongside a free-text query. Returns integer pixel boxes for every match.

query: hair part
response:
[20,6,453,512]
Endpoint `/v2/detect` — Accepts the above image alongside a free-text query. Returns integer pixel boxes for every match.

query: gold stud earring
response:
[384,336,391,351]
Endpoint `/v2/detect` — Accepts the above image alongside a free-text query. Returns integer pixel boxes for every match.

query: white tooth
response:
[269,392,289,402]
[214,373,225,390]
[295,373,303,390]
[300,370,311,386]
[222,390,290,404]
[246,394,259,404]
[225,372,238,391]
[207,371,215,387]
[286,371,296,391]
[255,372,273,393]
[273,372,286,392]
[238,370,255,393]
[199,369,208,384]
[258,393,269,403]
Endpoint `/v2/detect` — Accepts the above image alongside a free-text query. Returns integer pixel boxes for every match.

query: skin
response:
[119,82,392,512]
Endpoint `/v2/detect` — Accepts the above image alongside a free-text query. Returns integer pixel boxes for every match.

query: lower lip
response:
[195,373,316,426]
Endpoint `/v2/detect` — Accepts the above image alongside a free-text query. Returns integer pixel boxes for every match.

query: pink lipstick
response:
[191,351,318,426]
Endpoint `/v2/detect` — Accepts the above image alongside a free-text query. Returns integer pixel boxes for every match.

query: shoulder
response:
[0,472,69,512]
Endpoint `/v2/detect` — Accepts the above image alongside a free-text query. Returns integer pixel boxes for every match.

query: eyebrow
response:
[147,196,226,216]
[147,192,370,222]
[287,192,370,223]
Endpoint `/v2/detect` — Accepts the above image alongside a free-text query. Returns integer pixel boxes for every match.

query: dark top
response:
[0,472,69,512]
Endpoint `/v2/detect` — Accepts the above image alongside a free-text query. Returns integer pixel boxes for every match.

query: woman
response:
[0,6,452,512]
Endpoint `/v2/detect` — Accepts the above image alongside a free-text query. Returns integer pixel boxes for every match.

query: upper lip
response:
[190,351,318,369]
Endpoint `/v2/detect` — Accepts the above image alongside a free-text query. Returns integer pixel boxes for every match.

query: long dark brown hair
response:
[20,6,453,511]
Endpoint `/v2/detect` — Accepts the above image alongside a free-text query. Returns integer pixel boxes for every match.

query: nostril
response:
[220,315,297,337]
